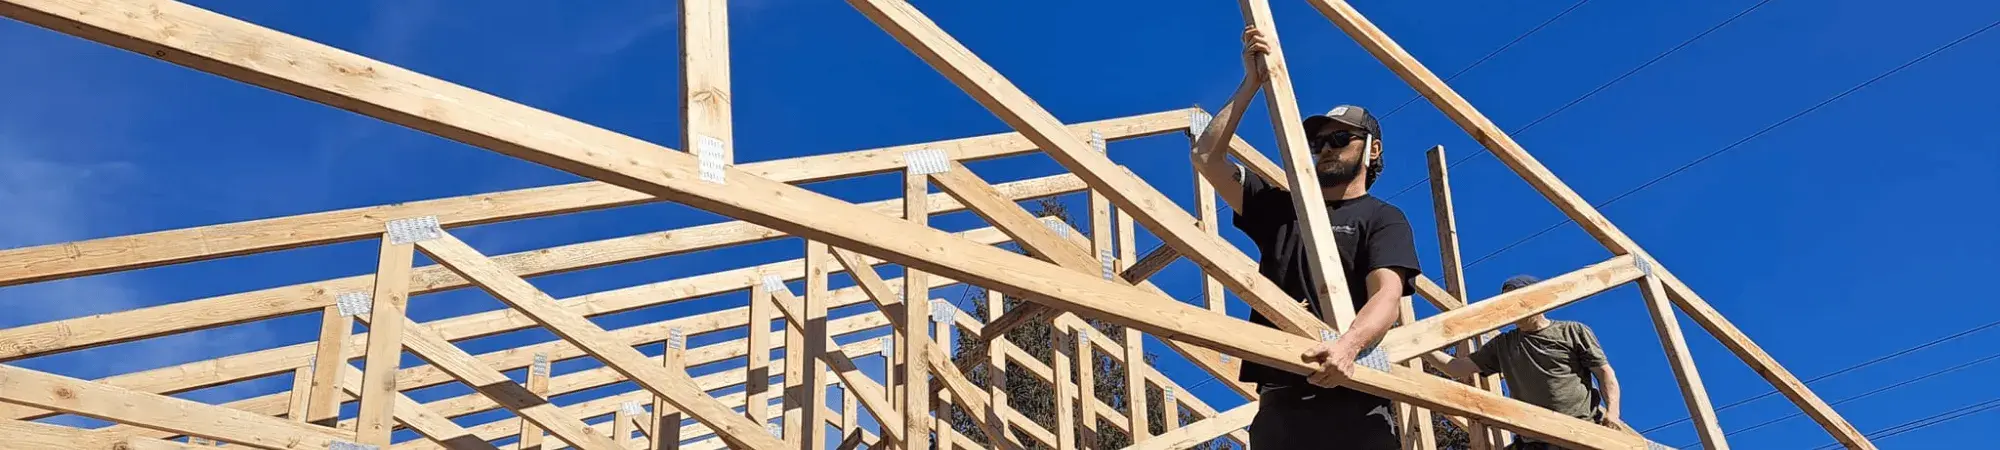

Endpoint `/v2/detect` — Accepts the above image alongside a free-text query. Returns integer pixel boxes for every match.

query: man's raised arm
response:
[1190,25,1273,212]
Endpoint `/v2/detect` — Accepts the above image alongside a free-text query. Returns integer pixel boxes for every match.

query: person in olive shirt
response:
[1188,26,1423,450]
[1432,275,1630,449]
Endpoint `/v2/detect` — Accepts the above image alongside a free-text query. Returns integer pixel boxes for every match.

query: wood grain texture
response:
[415,233,781,449]
[1639,274,1729,450]
[392,317,620,450]
[1123,403,1256,450]
[334,365,496,450]
[899,169,931,450]
[1379,256,1642,362]
[680,0,731,163]
[357,239,415,445]
[0,365,352,449]
[306,306,351,426]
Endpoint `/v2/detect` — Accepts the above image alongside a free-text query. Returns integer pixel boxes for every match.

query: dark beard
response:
[1316,157,1363,187]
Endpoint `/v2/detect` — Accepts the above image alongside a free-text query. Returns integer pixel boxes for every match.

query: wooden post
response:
[521,351,553,450]
[747,282,774,426]
[358,234,417,445]
[1195,158,1223,315]
[795,241,833,450]
[841,382,858,444]
[901,167,933,450]
[680,0,732,163]
[1118,212,1147,442]
[1238,0,1358,331]
[655,330,687,450]
[1640,269,1729,449]
[614,401,640,447]
[287,366,313,423]
[305,305,351,427]
[1076,325,1099,450]
[782,275,807,447]
[1054,324,1077,450]
[1427,146,1502,450]
[986,289,1010,447]
[1398,296,1437,450]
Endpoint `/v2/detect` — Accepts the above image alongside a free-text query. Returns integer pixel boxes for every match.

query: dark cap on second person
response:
[1303,104,1382,139]
[1500,274,1541,293]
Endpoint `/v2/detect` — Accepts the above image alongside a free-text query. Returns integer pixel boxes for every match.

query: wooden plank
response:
[307,306,352,426]
[900,168,932,450]
[412,233,782,449]
[1122,403,1256,450]
[0,0,1637,444]
[782,282,806,447]
[0,365,353,449]
[287,366,313,422]
[796,241,834,450]
[654,337,687,450]
[0,104,1177,291]
[1239,0,1358,330]
[924,346,1036,449]
[1074,323,1099,448]
[335,365,496,450]
[613,402,639,447]
[829,248,904,328]
[1055,324,1077,450]
[842,0,1330,340]
[1639,273,1728,449]
[0,174,1079,368]
[521,351,554,450]
[680,0,731,163]
[747,282,774,426]
[0,418,169,450]
[1379,255,1643,362]
[384,318,620,450]
[1398,297,1437,450]
[358,238,417,445]
[1426,145,1503,450]
[1301,0,1870,446]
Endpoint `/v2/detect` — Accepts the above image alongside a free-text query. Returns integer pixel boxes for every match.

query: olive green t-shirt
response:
[1470,320,1607,420]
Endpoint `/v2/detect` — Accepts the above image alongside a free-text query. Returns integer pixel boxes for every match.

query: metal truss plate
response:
[385,216,442,245]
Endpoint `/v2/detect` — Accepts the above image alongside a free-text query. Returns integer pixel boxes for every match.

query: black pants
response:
[1248,385,1399,450]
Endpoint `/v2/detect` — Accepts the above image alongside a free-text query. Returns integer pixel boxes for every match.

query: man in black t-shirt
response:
[1186,26,1424,450]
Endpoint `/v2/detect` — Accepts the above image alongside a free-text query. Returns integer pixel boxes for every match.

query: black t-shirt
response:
[1231,170,1423,395]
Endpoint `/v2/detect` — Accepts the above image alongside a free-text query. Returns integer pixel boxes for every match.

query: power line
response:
[1378,0,1596,119]
[1805,396,2000,450]
[1458,17,2000,270]
[1381,0,1780,201]
[1674,347,2000,446]
[1638,317,2000,434]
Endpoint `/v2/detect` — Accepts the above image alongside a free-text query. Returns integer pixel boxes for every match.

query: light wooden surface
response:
[415,233,782,449]
[334,365,495,450]
[357,239,416,445]
[747,282,774,426]
[1426,145,1503,450]
[0,365,353,450]
[390,318,618,450]
[1379,256,1643,362]
[1122,403,1256,450]
[521,350,553,450]
[1639,273,1729,449]
[900,168,933,450]
[287,366,313,423]
[306,306,352,427]
[1398,296,1438,450]
[680,0,731,164]
[654,339,686,450]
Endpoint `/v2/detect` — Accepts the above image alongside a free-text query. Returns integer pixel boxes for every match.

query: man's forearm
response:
[1190,71,1266,213]
[1336,290,1402,354]
[1597,366,1622,419]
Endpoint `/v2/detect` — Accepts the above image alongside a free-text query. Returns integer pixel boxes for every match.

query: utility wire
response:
[1458,17,2000,270]
[1378,0,1596,119]
[1805,396,2000,450]
[1673,348,2000,447]
[1638,317,2000,434]
[1381,0,1780,201]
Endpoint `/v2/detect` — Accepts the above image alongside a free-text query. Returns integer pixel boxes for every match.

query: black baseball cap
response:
[1303,104,1382,139]
[1500,274,1541,293]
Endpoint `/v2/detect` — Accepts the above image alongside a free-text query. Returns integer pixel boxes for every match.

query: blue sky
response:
[2,0,1997,447]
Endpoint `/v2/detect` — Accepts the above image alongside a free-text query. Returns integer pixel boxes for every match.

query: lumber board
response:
[306,306,351,426]
[1378,255,1643,362]
[1121,403,1256,450]
[0,418,130,449]
[746,283,775,426]
[358,239,417,445]
[0,0,1641,445]
[0,102,1176,290]
[382,318,621,450]
[1301,0,1869,447]
[335,365,495,450]
[0,365,353,449]
[1639,273,1728,449]
[900,168,931,450]
[0,173,1077,366]
[680,0,732,163]
[414,233,782,449]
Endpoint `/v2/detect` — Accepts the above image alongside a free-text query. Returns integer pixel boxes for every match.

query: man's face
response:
[1310,124,1372,187]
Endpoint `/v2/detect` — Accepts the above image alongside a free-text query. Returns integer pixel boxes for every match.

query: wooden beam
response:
[379,317,620,450]
[654,334,687,450]
[1302,0,1870,446]
[1239,0,1357,330]
[0,174,1079,369]
[1379,255,1643,362]
[0,365,353,449]
[287,366,313,422]
[77,226,1019,439]
[794,241,834,450]
[1398,297,1437,450]
[307,306,352,426]
[358,238,417,445]
[335,365,496,450]
[0,0,1638,445]
[1121,403,1256,450]
[0,418,132,449]
[900,168,932,450]
[829,248,903,328]
[925,346,1038,449]
[746,282,775,428]
[1639,272,1728,449]
[841,0,1330,340]
[0,104,1177,291]
[1055,324,1077,450]
[1426,145,1505,450]
[680,0,731,163]
[412,232,783,449]
[521,352,554,450]
[613,402,640,446]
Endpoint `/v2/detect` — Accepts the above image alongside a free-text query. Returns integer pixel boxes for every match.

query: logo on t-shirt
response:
[1331,224,1358,235]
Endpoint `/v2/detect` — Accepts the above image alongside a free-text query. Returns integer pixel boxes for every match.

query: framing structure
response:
[0,0,1875,449]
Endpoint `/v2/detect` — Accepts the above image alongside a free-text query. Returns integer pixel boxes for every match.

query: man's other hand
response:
[1301,340,1358,387]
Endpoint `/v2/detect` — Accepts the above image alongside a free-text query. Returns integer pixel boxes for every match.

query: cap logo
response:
[1329,106,1350,116]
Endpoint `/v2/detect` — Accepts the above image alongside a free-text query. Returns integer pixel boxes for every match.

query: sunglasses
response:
[1310,130,1368,154]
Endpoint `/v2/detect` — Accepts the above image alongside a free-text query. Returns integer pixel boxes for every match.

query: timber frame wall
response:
[0,0,1875,449]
